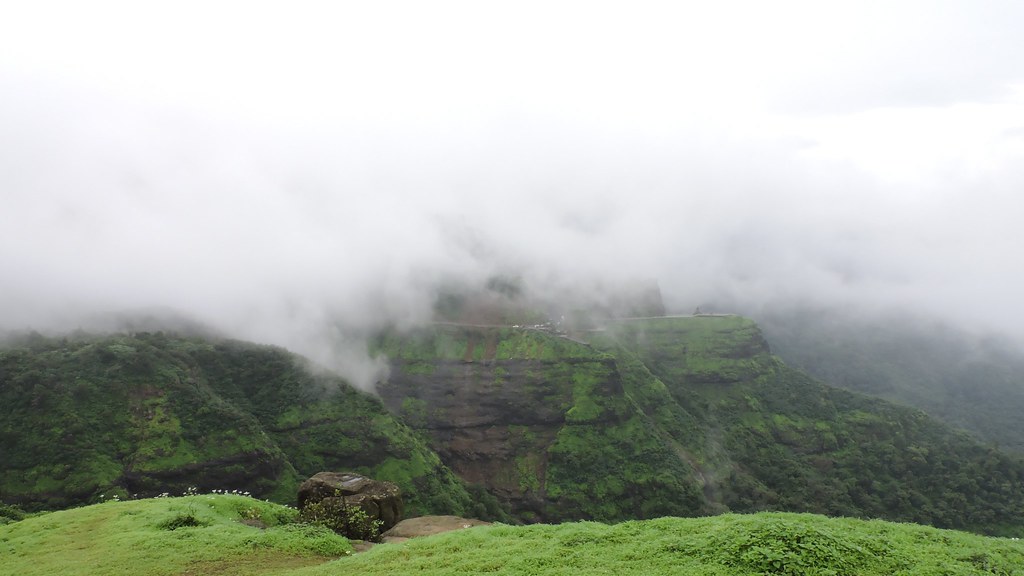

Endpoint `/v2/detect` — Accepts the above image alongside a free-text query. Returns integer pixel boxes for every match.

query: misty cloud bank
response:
[2,1,1024,387]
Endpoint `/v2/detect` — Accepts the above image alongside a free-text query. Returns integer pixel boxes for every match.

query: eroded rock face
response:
[297,472,403,531]
[377,352,624,521]
[372,325,706,524]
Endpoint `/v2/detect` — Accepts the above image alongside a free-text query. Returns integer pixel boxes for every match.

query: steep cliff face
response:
[375,316,1024,535]
[374,327,702,522]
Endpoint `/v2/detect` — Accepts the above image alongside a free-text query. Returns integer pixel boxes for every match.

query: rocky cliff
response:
[374,316,1024,534]
[374,327,701,522]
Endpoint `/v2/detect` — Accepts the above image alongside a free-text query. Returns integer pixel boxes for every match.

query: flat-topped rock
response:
[381,515,491,543]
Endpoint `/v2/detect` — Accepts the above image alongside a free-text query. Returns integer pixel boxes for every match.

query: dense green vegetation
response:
[373,326,701,523]
[5,497,1023,576]
[370,317,1024,535]
[605,316,1024,535]
[5,314,1024,538]
[0,332,484,516]
[755,306,1024,453]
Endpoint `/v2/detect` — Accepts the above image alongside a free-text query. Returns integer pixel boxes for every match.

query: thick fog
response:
[3,2,1024,386]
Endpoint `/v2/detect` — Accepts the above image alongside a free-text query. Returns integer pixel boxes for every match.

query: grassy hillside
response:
[296,513,1024,576]
[0,332,486,517]
[6,317,1024,537]
[0,494,350,576]
[754,307,1024,453]
[4,497,1023,576]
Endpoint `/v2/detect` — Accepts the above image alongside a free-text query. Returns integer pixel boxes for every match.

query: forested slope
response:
[0,332,487,517]
[755,307,1024,453]
[605,316,1024,534]
[375,316,1024,534]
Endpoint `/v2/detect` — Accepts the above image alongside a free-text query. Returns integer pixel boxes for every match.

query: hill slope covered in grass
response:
[3,496,1023,576]
[295,513,1024,576]
[0,494,350,576]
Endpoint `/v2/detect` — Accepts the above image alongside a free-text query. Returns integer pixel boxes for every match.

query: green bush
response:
[298,497,383,542]
[158,502,209,530]
[0,503,26,525]
[705,518,887,575]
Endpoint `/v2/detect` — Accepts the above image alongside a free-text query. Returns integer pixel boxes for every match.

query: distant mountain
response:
[601,316,1024,534]
[3,317,1024,536]
[375,316,1024,534]
[754,306,1024,453]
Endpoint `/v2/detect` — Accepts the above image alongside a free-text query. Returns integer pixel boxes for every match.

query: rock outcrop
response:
[297,472,403,531]
[374,325,702,523]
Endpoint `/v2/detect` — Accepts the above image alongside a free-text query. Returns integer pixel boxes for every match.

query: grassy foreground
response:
[298,513,1024,576]
[2,496,1023,575]
[0,494,350,576]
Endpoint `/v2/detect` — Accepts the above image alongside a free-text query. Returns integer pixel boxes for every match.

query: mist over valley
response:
[4,2,1024,572]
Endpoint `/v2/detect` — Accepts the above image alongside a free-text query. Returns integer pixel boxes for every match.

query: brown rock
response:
[381,515,491,543]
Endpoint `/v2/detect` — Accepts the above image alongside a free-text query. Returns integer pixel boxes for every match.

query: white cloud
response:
[2,1,1024,384]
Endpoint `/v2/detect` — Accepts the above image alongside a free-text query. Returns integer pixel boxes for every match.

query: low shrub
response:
[298,497,382,542]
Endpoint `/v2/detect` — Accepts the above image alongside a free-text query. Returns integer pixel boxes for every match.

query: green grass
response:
[0,495,351,576]
[296,512,1024,576]
[5,498,1024,575]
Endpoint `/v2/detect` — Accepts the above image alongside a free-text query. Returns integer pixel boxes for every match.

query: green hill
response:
[604,316,1024,534]
[4,317,1024,536]
[754,306,1024,454]
[0,332,488,517]
[3,495,1023,576]
[296,513,1024,576]
[0,494,349,576]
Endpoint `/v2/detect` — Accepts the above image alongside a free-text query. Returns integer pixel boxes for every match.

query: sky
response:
[2,1,1024,385]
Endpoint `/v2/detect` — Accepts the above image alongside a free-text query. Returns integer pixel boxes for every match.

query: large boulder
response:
[297,472,403,531]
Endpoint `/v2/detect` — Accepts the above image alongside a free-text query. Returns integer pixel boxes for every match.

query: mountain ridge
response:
[3,316,1024,535]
